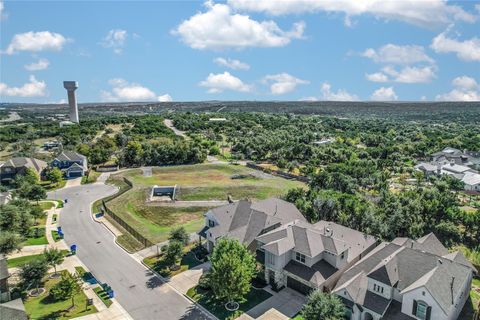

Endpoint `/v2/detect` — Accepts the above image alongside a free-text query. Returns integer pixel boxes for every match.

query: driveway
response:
[246,288,306,319]
[64,177,82,188]
[48,184,210,320]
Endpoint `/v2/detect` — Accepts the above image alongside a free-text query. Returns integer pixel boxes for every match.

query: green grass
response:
[143,246,202,278]
[51,230,62,242]
[40,180,67,191]
[82,171,101,184]
[22,226,48,246]
[38,201,55,211]
[106,164,303,245]
[93,287,113,307]
[187,285,272,320]
[24,271,98,320]
[7,254,45,268]
[7,250,70,268]
[116,234,145,253]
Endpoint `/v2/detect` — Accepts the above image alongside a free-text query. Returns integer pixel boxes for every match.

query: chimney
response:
[63,81,79,123]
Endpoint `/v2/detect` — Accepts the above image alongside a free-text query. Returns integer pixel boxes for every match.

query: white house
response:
[333,233,476,320]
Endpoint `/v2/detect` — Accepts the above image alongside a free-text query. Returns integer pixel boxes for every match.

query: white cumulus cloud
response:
[214,57,250,70]
[320,82,358,101]
[158,94,173,102]
[431,31,480,62]
[101,78,169,102]
[367,66,436,83]
[199,72,251,93]
[0,75,47,97]
[24,58,49,71]
[263,73,309,95]
[362,44,434,65]
[172,1,305,50]
[4,31,67,55]
[370,87,398,101]
[228,0,476,27]
[436,76,479,101]
[100,29,128,54]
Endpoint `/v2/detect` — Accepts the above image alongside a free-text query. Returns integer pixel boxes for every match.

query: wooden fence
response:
[100,177,153,248]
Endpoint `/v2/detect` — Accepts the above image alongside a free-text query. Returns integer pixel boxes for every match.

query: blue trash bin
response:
[70,244,77,255]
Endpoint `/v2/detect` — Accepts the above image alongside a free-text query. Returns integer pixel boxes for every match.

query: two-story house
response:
[333,233,476,320]
[0,157,47,184]
[197,198,307,253]
[51,151,88,178]
[256,220,377,294]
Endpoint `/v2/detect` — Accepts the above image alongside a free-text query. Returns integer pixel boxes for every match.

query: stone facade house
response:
[333,233,476,320]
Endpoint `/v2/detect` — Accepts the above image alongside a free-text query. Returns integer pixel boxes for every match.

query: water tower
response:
[63,81,79,123]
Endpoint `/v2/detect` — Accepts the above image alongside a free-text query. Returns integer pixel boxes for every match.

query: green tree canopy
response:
[301,290,346,320]
[44,248,65,275]
[50,272,82,307]
[169,227,189,246]
[19,257,49,293]
[209,238,256,304]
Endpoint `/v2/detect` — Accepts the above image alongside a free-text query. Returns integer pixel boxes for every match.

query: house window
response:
[295,252,306,264]
[415,301,428,320]
[266,252,275,266]
[373,283,384,294]
[341,252,345,259]
[208,220,215,227]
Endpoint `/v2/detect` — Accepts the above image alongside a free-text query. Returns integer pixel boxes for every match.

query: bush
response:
[198,272,211,290]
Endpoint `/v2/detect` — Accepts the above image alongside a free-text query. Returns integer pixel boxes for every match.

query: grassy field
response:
[106,164,304,246]
[24,271,97,320]
[7,253,45,268]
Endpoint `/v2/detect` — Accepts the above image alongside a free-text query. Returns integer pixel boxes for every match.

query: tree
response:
[19,257,49,294]
[0,231,22,255]
[209,238,256,307]
[301,290,346,320]
[50,272,82,307]
[17,183,47,203]
[30,205,45,225]
[44,248,65,275]
[169,227,189,246]
[46,167,63,185]
[164,240,183,268]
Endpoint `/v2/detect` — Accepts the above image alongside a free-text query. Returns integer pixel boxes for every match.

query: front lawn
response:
[38,201,55,211]
[143,246,202,278]
[40,180,67,191]
[186,286,272,320]
[7,250,70,268]
[24,272,97,320]
[82,171,101,184]
[22,226,48,246]
[7,254,45,268]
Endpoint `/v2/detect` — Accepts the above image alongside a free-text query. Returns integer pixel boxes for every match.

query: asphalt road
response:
[48,183,209,320]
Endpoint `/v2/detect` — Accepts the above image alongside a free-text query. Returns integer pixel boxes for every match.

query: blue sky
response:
[1,0,479,103]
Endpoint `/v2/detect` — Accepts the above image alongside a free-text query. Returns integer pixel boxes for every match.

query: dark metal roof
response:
[362,291,391,315]
[284,260,338,286]
[198,226,209,238]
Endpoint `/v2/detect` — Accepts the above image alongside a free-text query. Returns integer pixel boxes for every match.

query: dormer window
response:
[295,252,306,264]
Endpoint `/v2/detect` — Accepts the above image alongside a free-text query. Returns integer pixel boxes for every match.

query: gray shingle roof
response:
[208,198,305,246]
[334,234,474,317]
[363,290,391,315]
[284,260,338,286]
[3,157,47,173]
[0,299,28,320]
[55,151,86,162]
[258,220,376,262]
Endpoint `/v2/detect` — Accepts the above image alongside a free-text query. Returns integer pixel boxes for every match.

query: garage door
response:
[68,171,83,178]
[287,276,313,295]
